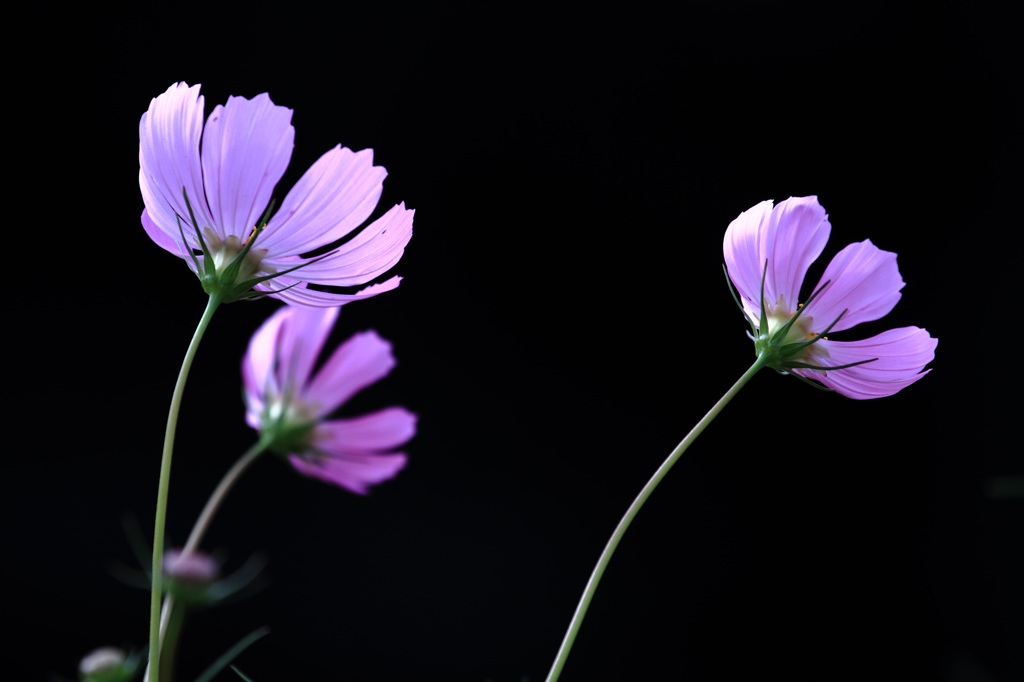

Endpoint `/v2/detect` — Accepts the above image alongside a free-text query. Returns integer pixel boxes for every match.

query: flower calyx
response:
[725,261,878,390]
[258,390,318,458]
[162,548,267,608]
[178,190,327,304]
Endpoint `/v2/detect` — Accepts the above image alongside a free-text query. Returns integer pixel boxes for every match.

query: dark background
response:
[13,2,1020,681]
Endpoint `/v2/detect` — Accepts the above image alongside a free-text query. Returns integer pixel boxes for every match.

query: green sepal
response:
[202,253,328,304]
[757,259,770,340]
[784,357,878,372]
[262,419,317,457]
[175,189,333,304]
[723,264,758,333]
[782,370,837,392]
[180,190,214,276]
[732,257,880,387]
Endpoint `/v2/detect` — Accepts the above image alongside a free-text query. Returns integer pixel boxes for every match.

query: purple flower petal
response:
[723,199,774,317]
[314,409,418,453]
[806,239,904,333]
[287,451,408,495]
[794,327,938,399]
[141,208,185,256]
[305,329,396,418]
[242,305,342,423]
[265,203,415,287]
[264,277,405,308]
[724,196,831,319]
[258,146,385,254]
[242,306,289,427]
[139,83,209,252]
[282,306,339,390]
[200,93,295,242]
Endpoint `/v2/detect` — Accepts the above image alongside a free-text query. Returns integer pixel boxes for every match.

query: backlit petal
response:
[806,240,904,333]
[794,327,938,399]
[242,305,341,420]
[241,306,289,427]
[139,82,211,246]
[200,93,294,242]
[724,196,830,319]
[723,199,774,316]
[305,330,396,417]
[141,208,187,258]
[258,277,404,308]
[258,146,385,253]
[287,451,408,495]
[314,409,417,453]
[264,204,414,287]
[280,306,339,390]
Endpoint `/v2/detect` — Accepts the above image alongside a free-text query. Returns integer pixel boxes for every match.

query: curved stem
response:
[543,354,769,682]
[159,594,187,682]
[183,438,271,553]
[154,438,272,677]
[147,295,221,682]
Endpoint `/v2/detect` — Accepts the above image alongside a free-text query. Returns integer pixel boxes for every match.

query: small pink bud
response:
[162,548,220,604]
[163,549,220,583]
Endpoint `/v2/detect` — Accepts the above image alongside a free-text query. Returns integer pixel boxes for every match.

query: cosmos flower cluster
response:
[139,81,417,491]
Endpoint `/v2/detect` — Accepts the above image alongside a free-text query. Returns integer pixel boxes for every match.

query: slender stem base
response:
[147,295,221,682]
[543,355,769,682]
[159,596,186,682]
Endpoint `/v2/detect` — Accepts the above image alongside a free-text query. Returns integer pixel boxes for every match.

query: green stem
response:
[159,595,187,682]
[543,354,769,682]
[155,438,271,676]
[147,295,221,682]
[183,438,271,553]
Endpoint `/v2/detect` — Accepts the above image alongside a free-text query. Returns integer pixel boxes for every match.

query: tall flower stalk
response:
[544,196,937,681]
[147,296,221,682]
[544,354,769,682]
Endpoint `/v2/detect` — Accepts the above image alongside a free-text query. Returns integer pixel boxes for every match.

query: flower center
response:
[754,294,832,369]
[764,296,818,344]
[261,392,320,456]
[204,228,269,281]
[265,393,317,426]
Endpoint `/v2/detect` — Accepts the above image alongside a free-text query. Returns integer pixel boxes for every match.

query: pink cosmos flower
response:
[242,304,415,493]
[723,196,937,399]
[139,82,413,306]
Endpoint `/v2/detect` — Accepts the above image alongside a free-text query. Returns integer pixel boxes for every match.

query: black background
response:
[13,2,1021,681]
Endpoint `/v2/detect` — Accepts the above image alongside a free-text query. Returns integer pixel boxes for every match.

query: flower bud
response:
[163,548,220,605]
[78,646,138,682]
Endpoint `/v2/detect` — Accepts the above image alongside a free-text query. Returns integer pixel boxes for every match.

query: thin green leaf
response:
[230,666,256,682]
[193,627,269,682]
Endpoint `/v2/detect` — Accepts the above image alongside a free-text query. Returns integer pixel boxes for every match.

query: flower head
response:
[78,647,141,682]
[723,196,937,399]
[139,82,414,306]
[161,548,267,607]
[242,304,414,493]
[162,549,220,604]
